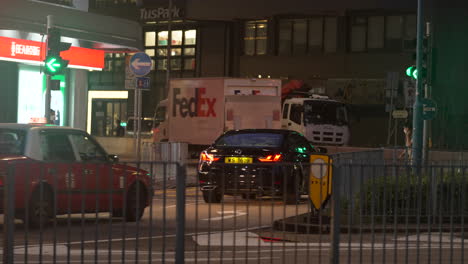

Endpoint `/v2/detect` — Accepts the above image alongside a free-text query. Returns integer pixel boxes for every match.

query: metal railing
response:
[1,158,467,263]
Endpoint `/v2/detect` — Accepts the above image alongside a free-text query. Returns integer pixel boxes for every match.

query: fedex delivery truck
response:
[153,78,282,146]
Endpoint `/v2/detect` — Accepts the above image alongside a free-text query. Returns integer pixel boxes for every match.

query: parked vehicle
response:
[197,129,321,204]
[152,77,282,147]
[0,123,153,227]
[282,94,350,145]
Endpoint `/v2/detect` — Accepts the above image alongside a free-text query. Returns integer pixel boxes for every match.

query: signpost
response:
[392,109,409,119]
[129,52,152,161]
[422,98,437,120]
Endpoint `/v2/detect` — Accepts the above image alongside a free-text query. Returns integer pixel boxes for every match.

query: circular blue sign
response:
[129,52,152,76]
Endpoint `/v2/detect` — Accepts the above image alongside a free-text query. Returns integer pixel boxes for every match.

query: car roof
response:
[0,123,85,133]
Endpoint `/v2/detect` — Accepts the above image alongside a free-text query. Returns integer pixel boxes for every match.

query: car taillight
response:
[200,152,220,162]
[258,154,282,162]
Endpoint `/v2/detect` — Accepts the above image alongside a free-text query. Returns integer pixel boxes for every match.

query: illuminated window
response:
[185,30,197,45]
[145,32,156,46]
[144,28,197,72]
[104,53,127,72]
[244,20,268,56]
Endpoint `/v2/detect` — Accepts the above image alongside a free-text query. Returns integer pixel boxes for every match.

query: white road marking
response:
[201,210,247,221]
[193,231,468,249]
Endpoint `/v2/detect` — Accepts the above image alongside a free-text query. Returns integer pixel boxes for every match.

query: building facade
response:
[0,0,141,137]
[86,0,418,147]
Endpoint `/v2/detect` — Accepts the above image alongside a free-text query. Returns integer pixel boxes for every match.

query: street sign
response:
[129,52,152,76]
[422,98,437,120]
[392,109,409,119]
[309,155,333,210]
[135,77,151,90]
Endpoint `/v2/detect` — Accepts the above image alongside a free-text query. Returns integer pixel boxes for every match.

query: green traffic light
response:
[45,57,61,73]
[406,66,418,80]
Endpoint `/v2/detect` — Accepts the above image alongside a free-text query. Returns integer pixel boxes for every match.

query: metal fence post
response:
[329,162,342,264]
[3,164,15,264]
[175,162,186,264]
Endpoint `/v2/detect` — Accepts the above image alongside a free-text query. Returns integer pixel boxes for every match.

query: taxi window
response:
[0,129,26,155]
[69,133,108,162]
[41,133,76,162]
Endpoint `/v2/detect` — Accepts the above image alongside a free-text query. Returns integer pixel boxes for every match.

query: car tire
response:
[202,190,222,203]
[124,183,147,222]
[27,187,53,228]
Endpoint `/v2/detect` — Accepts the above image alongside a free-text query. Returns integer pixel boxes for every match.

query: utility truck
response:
[282,94,350,145]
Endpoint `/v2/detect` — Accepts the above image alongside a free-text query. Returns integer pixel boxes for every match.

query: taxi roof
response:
[0,123,83,132]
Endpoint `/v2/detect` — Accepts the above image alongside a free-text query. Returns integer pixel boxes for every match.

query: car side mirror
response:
[108,154,119,163]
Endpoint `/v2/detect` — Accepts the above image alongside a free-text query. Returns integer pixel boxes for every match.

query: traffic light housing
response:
[44,28,71,75]
[405,35,430,83]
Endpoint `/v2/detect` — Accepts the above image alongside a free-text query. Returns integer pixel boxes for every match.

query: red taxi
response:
[0,123,152,227]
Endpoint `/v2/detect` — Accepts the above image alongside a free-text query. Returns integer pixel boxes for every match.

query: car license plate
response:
[225,157,253,164]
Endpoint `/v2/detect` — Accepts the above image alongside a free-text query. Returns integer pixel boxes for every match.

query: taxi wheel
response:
[28,188,53,228]
[125,184,147,222]
[202,190,222,203]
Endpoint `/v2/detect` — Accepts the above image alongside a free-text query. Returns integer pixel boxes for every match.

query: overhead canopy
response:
[0,0,142,52]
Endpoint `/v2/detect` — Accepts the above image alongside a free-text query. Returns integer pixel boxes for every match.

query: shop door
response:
[91,99,127,137]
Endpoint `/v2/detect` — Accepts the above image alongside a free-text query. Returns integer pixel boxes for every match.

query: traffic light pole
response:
[44,15,53,123]
[412,0,425,167]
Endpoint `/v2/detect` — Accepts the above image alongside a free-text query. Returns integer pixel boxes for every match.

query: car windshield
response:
[0,129,26,155]
[303,100,348,126]
[214,133,284,148]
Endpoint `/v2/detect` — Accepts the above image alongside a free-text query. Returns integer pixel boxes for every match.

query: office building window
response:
[278,17,337,55]
[350,14,417,52]
[104,53,127,72]
[244,20,268,56]
[144,29,197,72]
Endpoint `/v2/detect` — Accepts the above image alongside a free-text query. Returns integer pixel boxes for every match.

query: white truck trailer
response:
[153,78,282,146]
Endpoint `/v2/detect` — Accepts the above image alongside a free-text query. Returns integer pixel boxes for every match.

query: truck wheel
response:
[125,184,147,222]
[202,190,222,203]
[28,188,53,228]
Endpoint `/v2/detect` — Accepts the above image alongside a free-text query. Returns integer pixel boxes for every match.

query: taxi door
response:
[68,132,114,212]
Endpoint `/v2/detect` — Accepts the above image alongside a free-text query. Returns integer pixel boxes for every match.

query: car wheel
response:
[125,183,147,222]
[202,190,223,203]
[28,187,53,228]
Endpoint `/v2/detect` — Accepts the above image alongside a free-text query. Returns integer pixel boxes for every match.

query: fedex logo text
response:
[173,87,216,118]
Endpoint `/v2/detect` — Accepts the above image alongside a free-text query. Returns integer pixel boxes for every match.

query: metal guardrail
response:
[1,158,467,263]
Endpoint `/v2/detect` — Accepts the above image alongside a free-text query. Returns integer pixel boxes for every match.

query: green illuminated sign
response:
[45,57,61,73]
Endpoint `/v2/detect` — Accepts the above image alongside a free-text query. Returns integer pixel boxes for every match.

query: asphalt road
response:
[2,187,467,263]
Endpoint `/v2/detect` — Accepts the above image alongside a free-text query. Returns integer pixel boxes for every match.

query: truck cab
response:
[281,95,350,146]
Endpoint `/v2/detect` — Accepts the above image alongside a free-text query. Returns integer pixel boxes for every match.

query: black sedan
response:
[198,129,323,204]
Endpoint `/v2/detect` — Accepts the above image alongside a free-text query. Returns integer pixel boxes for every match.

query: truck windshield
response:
[0,129,26,155]
[215,133,284,148]
[303,100,348,126]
